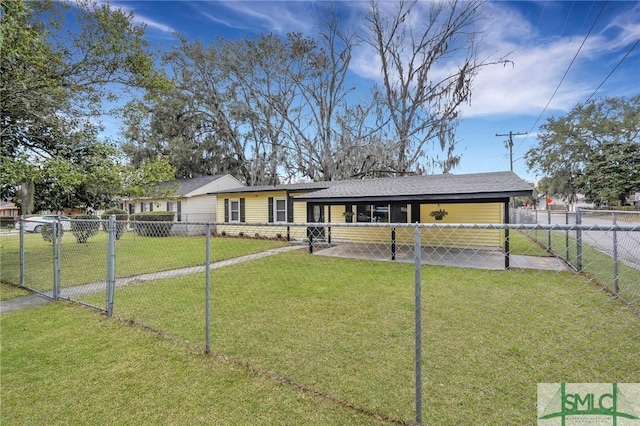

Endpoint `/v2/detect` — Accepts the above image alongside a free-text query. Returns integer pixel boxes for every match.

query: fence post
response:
[19,216,25,287]
[565,210,569,261]
[546,209,552,251]
[414,224,423,425]
[612,212,619,297]
[205,223,211,354]
[576,209,583,272]
[106,215,116,318]
[391,227,396,261]
[52,220,61,300]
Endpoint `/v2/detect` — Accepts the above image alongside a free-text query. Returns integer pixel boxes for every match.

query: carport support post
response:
[391,227,396,261]
[414,225,423,425]
[106,215,116,318]
[205,224,211,354]
[612,213,619,297]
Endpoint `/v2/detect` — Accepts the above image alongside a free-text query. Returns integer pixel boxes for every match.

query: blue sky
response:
[98,1,640,184]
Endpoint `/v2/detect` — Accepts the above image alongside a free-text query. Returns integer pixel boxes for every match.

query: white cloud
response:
[350,1,640,119]
[198,1,315,34]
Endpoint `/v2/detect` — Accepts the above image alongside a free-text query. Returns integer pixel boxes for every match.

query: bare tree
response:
[366,0,509,175]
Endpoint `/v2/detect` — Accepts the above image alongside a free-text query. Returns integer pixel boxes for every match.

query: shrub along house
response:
[212,171,533,255]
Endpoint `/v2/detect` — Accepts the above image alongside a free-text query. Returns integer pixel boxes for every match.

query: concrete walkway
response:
[312,243,571,271]
[0,245,305,314]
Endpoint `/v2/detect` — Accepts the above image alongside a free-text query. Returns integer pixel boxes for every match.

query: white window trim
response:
[229,198,240,223]
[273,197,287,223]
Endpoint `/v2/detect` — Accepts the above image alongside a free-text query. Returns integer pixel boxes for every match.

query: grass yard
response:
[0,282,29,301]
[524,228,640,305]
[0,231,288,293]
[1,303,385,425]
[4,248,637,425]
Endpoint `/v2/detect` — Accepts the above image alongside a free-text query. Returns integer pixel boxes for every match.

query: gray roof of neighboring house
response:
[159,174,229,196]
[211,171,532,202]
[294,171,532,202]
[209,180,339,195]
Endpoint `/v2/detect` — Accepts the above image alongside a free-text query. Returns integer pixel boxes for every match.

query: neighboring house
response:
[626,192,640,209]
[0,201,20,218]
[211,171,533,250]
[120,174,244,234]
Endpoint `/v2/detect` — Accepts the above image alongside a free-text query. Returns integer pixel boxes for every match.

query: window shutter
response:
[224,199,229,222]
[240,198,245,222]
[149,203,153,212]
[268,197,274,222]
[177,201,182,222]
[287,197,294,223]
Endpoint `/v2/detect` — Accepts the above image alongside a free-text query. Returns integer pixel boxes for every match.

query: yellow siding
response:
[216,196,503,248]
[328,203,502,248]
[419,203,502,248]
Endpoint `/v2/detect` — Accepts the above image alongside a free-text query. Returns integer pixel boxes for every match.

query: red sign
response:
[546,198,553,204]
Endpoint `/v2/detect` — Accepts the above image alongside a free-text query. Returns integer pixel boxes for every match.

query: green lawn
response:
[0,231,288,293]
[0,282,30,301]
[524,229,640,305]
[3,250,638,425]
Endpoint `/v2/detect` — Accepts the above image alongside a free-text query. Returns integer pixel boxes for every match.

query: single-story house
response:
[211,171,533,253]
[120,174,244,234]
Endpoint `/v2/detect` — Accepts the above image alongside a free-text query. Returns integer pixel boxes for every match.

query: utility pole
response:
[495,131,527,171]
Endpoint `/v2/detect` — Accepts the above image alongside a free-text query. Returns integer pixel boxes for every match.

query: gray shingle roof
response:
[294,171,532,202]
[210,171,532,201]
[159,175,228,196]
[209,180,338,195]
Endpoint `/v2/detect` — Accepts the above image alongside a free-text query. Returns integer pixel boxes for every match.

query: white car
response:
[15,215,72,233]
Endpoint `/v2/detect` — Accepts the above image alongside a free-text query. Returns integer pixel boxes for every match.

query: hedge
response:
[41,223,63,243]
[71,215,100,243]
[1,216,15,228]
[130,211,175,237]
[100,208,128,240]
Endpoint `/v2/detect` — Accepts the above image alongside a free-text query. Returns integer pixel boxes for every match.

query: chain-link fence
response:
[3,217,639,424]
[513,208,640,304]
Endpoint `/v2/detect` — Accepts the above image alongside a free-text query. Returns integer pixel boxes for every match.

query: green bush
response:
[100,208,128,240]
[71,215,100,243]
[130,211,175,237]
[1,216,15,228]
[41,223,63,243]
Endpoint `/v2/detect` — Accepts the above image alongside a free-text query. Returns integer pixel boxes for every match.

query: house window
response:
[140,203,146,212]
[229,199,240,222]
[274,198,286,222]
[356,204,388,222]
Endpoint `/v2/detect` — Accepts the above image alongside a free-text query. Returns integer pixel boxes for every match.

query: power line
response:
[525,0,609,136]
[584,37,640,104]
[495,131,527,172]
